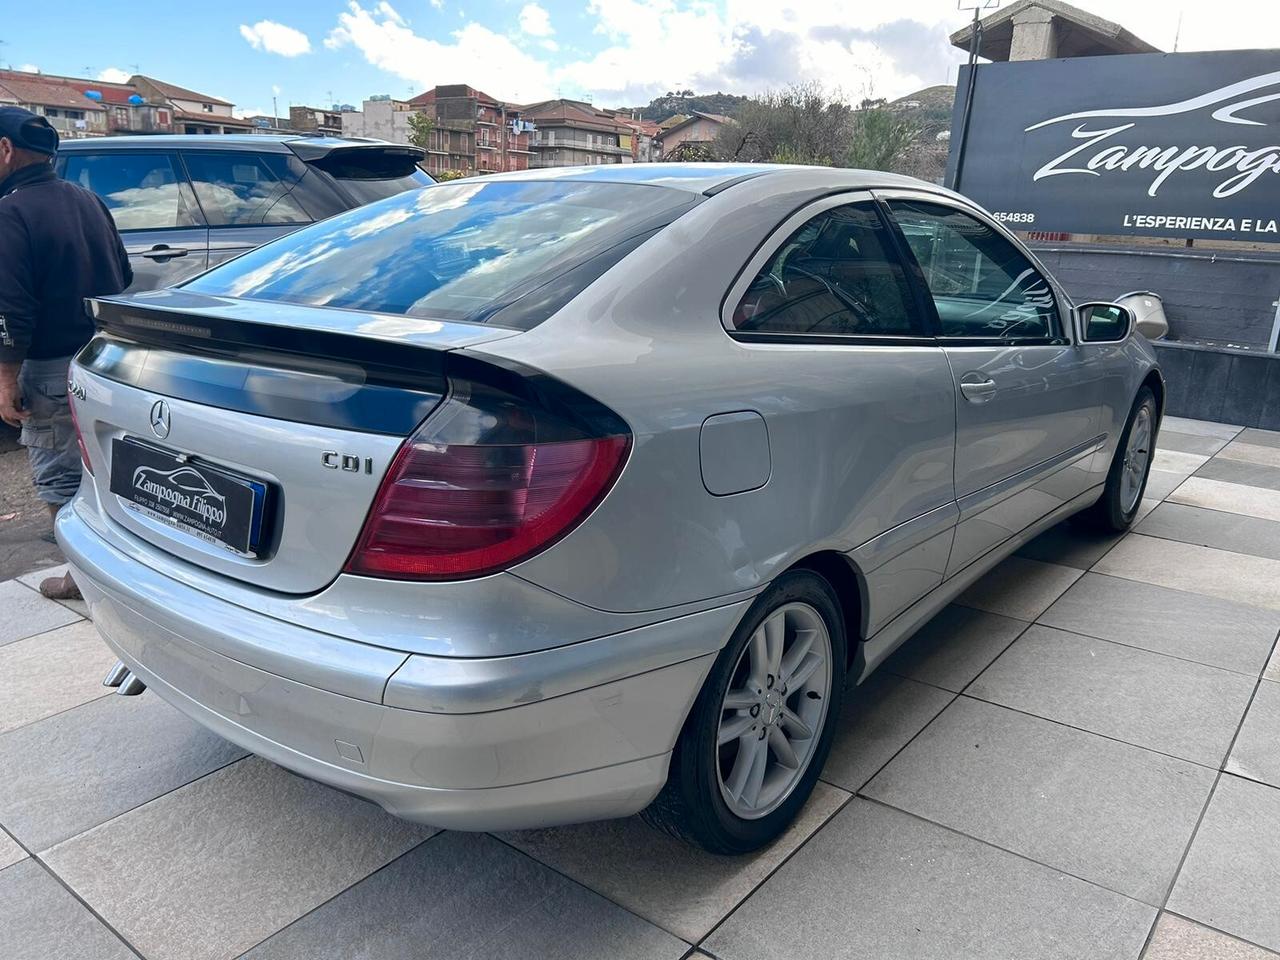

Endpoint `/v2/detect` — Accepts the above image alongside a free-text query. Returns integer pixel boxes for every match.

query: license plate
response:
[109,438,269,556]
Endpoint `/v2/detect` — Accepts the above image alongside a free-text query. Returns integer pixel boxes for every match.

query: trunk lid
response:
[72,289,519,594]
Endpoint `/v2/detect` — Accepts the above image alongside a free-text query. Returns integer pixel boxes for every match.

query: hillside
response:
[615,91,749,123]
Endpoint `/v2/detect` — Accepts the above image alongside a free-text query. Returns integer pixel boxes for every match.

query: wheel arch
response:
[786,550,867,671]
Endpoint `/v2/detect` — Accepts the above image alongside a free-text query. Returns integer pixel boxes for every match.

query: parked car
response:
[60,165,1162,853]
[56,135,431,290]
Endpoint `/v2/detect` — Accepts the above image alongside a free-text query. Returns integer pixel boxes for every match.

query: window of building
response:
[730,201,919,338]
[887,199,1060,341]
[201,102,214,113]
[58,152,198,231]
[182,152,311,226]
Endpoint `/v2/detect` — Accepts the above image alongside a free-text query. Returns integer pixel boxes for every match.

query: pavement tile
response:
[1157,431,1230,457]
[1268,647,1280,684]
[865,697,1216,904]
[1197,457,1280,493]
[1169,775,1280,952]
[1015,520,1125,570]
[1136,502,1280,565]
[968,625,1255,767]
[882,604,1028,693]
[1160,417,1242,441]
[1142,469,1187,502]
[1227,681,1280,790]
[822,672,954,792]
[1238,428,1280,450]
[0,830,25,872]
[1094,534,1280,611]
[16,564,89,619]
[242,832,689,960]
[0,858,134,960]
[1144,914,1280,960]
[0,579,82,646]
[43,757,435,960]
[1217,441,1280,469]
[1152,449,1210,476]
[1169,476,1280,524]
[0,620,118,736]
[702,798,1154,960]
[956,555,1083,622]
[1039,573,1280,676]
[499,781,848,943]
[0,693,248,851]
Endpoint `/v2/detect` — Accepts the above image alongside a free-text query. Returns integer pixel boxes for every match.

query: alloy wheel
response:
[715,602,833,820]
[1121,401,1155,513]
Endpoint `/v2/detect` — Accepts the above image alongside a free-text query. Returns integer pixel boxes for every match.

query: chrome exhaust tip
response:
[116,672,147,696]
[103,661,130,688]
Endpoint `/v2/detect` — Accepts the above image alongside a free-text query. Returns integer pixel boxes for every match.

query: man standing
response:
[0,107,131,600]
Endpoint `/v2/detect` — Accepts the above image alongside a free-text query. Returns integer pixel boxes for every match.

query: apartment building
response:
[522,99,634,167]
[0,69,176,138]
[409,85,534,175]
[289,105,344,137]
[129,75,255,134]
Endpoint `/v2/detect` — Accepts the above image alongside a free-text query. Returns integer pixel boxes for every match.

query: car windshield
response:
[184,179,694,325]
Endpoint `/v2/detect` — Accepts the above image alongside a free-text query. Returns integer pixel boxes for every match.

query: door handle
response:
[959,374,998,404]
[140,245,189,261]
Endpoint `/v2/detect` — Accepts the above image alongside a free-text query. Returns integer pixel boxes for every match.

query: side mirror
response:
[1077,302,1134,343]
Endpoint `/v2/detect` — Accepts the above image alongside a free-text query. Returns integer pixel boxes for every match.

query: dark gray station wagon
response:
[56,135,431,290]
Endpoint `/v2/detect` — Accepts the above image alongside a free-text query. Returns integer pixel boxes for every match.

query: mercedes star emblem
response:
[149,400,171,439]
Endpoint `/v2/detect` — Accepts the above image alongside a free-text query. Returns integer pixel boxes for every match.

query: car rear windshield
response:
[186,180,696,328]
[307,148,434,203]
[331,169,433,204]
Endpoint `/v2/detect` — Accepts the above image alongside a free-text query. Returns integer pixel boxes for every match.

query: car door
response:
[881,194,1102,576]
[57,150,209,291]
[181,151,315,270]
[723,194,958,636]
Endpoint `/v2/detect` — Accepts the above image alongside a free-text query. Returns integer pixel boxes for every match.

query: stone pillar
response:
[1009,6,1059,61]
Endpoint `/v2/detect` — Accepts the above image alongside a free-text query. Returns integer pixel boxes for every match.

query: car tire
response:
[1077,385,1159,533]
[642,569,848,854]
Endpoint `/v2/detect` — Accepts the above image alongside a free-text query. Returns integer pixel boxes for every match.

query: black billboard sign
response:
[947,50,1280,241]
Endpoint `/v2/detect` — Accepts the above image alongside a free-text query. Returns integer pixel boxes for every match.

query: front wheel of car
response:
[1078,385,1159,533]
[642,569,847,854]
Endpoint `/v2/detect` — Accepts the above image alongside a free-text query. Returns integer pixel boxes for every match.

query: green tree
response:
[845,107,916,172]
[406,111,435,149]
[712,83,850,164]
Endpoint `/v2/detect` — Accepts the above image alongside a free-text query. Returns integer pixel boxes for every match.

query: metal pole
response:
[950,6,983,193]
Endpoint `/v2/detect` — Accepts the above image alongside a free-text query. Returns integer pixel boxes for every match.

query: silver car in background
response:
[59,164,1161,853]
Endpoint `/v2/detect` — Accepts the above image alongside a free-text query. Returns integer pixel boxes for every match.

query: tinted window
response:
[889,200,1059,340]
[184,180,697,325]
[307,149,433,205]
[60,152,197,231]
[731,202,917,337]
[183,152,311,226]
[333,169,433,205]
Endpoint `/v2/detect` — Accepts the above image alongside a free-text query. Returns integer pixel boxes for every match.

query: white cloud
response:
[96,67,131,83]
[376,1,406,26]
[326,2,555,101]
[519,3,553,37]
[17,63,39,74]
[239,20,313,58]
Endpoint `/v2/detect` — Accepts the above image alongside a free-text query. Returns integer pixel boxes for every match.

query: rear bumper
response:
[58,506,733,830]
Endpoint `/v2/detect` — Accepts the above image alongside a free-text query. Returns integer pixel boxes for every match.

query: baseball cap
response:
[0,107,59,156]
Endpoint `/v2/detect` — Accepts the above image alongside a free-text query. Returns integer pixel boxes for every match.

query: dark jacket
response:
[0,162,131,363]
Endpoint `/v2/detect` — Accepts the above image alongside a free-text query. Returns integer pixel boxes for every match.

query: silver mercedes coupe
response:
[60,164,1162,853]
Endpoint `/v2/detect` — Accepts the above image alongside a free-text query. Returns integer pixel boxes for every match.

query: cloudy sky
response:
[6,1,1280,115]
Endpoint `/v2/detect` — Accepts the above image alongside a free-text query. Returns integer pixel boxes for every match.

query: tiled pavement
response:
[3,415,1280,959]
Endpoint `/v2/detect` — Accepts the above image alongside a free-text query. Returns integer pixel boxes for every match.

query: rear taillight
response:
[68,395,94,476]
[344,371,630,580]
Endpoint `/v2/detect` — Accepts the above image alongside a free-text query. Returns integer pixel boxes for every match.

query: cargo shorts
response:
[18,356,82,506]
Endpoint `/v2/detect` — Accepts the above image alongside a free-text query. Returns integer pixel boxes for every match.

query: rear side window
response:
[183,152,311,226]
[184,180,697,327]
[731,202,918,337]
[60,152,198,230]
[888,200,1060,341]
[308,149,433,204]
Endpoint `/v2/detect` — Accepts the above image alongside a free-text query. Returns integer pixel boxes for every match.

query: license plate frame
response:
[108,437,270,557]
